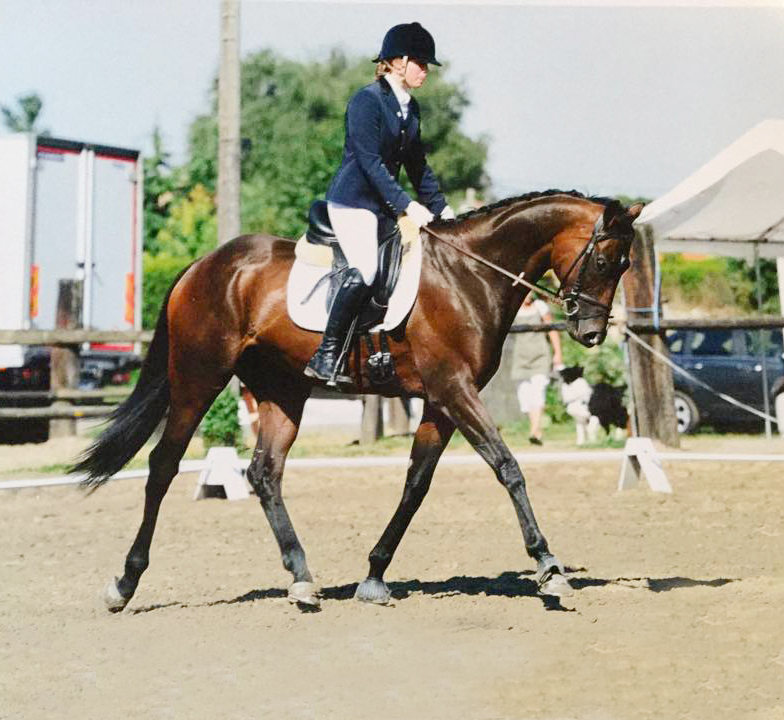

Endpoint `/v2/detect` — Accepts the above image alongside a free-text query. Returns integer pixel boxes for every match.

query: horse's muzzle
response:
[566,314,608,348]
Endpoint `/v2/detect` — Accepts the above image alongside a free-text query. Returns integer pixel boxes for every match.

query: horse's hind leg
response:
[355,403,454,604]
[243,383,318,607]
[103,375,227,612]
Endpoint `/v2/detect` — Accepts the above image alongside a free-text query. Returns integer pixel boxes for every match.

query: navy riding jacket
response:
[326,77,447,219]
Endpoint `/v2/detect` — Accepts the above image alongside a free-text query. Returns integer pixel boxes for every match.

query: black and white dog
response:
[559,366,629,445]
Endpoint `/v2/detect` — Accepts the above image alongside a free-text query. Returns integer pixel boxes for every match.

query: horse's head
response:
[551,200,643,347]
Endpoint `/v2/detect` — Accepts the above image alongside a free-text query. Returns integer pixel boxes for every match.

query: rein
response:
[421,211,619,319]
[421,225,562,305]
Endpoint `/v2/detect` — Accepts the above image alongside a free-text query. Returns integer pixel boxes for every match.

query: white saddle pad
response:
[286,219,422,333]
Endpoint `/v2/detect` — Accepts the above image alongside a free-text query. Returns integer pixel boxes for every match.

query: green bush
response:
[545,382,570,425]
[200,386,241,449]
[142,252,191,329]
[561,335,626,386]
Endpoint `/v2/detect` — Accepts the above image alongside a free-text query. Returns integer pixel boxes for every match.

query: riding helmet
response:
[373,22,441,66]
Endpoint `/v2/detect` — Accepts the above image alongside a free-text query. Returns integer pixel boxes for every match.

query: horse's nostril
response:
[584,331,602,346]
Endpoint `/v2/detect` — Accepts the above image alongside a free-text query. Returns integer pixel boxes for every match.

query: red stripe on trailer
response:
[90,343,134,352]
[96,152,136,164]
[37,145,80,156]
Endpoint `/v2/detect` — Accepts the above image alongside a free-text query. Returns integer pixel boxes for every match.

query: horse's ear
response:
[603,200,623,227]
[627,203,644,220]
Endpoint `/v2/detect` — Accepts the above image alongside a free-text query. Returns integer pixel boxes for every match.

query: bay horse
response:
[74,189,642,611]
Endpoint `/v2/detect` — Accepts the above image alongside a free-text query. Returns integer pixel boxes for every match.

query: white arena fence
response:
[2,449,784,492]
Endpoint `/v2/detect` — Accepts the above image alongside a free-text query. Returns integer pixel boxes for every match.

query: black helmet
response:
[372,22,441,66]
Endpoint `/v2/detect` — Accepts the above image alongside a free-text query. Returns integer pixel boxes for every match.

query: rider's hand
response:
[406,201,434,228]
[440,205,456,220]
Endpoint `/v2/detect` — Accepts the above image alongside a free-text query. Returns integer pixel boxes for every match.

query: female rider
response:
[305,21,454,383]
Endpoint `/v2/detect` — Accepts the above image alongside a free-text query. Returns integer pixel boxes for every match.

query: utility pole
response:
[218,0,241,245]
[217,0,242,400]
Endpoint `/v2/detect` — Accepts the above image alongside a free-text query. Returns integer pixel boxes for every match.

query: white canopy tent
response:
[638,118,784,262]
[636,118,784,437]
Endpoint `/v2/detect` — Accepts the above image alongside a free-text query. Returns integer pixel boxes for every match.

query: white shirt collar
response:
[385,73,411,119]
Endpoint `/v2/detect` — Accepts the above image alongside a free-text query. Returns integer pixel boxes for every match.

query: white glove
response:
[406,201,434,228]
[440,205,456,220]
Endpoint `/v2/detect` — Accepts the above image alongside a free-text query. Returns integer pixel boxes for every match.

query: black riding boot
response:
[304,267,368,385]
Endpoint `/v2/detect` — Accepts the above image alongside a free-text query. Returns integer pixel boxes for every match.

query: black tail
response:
[73,279,180,491]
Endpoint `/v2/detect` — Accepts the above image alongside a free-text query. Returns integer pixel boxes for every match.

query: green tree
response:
[187,49,488,239]
[727,257,781,314]
[143,127,180,254]
[2,93,48,133]
[141,184,217,328]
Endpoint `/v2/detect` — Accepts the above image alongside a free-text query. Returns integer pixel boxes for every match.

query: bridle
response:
[555,212,632,320]
[422,210,632,322]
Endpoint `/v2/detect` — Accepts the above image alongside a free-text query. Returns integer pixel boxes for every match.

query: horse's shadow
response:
[130,571,735,615]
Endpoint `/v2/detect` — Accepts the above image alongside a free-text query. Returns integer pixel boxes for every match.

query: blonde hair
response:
[374,60,393,81]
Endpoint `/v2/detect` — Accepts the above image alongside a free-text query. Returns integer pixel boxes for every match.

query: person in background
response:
[510,293,564,445]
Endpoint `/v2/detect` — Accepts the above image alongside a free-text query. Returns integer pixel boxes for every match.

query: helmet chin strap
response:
[399,55,411,90]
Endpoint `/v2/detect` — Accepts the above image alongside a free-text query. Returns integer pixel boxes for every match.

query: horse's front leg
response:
[440,384,572,597]
[355,402,454,604]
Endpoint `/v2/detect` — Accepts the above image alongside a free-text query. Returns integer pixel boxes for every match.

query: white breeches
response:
[516,374,550,413]
[327,202,379,286]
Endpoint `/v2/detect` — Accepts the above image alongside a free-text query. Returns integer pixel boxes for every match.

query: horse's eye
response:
[596,255,608,273]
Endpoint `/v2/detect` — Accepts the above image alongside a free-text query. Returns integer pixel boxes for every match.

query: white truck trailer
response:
[0,133,143,439]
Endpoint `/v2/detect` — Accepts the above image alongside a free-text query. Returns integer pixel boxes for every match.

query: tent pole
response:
[777,258,784,336]
[754,245,772,440]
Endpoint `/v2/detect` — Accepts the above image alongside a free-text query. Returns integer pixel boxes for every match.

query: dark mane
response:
[434,189,622,227]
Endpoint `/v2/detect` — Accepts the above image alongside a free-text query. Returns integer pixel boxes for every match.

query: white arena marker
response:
[618,437,673,494]
[193,447,250,501]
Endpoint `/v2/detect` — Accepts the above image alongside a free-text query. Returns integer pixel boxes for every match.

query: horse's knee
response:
[497,456,526,493]
[247,461,279,502]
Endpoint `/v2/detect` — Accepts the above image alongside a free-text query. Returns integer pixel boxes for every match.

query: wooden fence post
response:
[623,226,680,447]
[49,279,82,438]
[386,397,410,435]
[360,395,383,444]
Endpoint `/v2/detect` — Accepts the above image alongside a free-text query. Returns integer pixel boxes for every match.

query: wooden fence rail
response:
[0,329,153,345]
[0,318,781,425]
[511,317,784,333]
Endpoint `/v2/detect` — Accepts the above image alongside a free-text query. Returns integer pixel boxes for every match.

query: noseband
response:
[423,210,631,323]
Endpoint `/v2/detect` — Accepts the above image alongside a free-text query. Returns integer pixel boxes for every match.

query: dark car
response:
[665,327,784,433]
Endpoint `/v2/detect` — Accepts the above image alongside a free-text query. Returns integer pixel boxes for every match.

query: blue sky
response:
[2,1,784,200]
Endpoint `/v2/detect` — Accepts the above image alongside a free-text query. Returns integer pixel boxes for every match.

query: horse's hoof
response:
[288,581,321,609]
[537,567,574,598]
[103,577,130,613]
[355,577,392,605]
